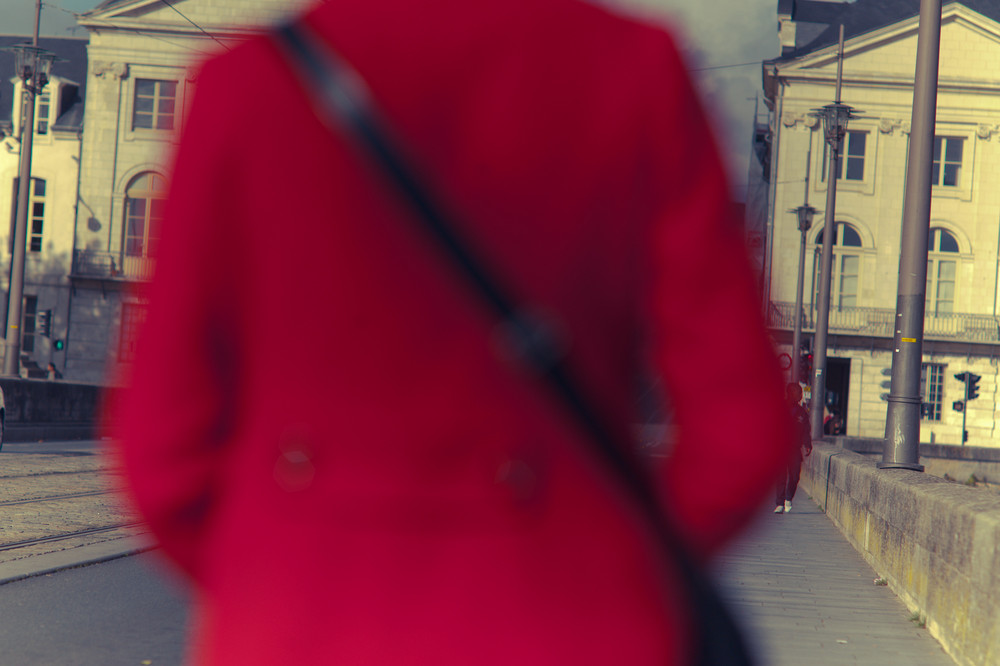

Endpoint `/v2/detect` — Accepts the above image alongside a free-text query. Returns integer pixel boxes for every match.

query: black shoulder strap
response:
[272,20,753,666]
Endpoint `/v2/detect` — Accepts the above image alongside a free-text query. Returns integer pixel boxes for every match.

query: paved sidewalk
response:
[0,440,968,665]
[714,489,956,666]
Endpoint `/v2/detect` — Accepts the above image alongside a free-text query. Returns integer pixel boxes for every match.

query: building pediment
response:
[766,3,1000,98]
[79,0,197,32]
[78,0,313,36]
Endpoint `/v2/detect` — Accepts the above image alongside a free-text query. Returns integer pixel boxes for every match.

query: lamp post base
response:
[2,339,21,378]
[877,461,925,472]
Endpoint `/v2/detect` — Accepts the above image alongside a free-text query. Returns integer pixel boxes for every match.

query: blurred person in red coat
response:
[775,382,812,514]
[112,0,794,663]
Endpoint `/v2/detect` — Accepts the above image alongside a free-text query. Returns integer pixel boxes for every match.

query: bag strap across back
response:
[272,20,754,666]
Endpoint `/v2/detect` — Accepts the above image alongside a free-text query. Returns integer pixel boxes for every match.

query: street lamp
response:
[818,103,855,148]
[10,44,55,87]
[3,43,57,377]
[790,204,816,386]
[809,99,857,438]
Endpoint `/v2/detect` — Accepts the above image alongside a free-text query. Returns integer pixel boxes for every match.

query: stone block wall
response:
[0,377,102,426]
[800,443,1000,666]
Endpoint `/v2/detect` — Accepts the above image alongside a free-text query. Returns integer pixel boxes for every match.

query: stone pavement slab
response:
[713,489,956,665]
[0,440,968,665]
[1,441,152,583]
[0,534,154,585]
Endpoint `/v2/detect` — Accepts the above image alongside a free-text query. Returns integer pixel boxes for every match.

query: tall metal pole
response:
[791,223,809,384]
[880,0,943,471]
[791,148,815,386]
[810,26,849,439]
[3,0,42,377]
[961,389,968,446]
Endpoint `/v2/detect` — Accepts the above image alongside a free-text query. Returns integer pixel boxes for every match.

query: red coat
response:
[113,0,793,663]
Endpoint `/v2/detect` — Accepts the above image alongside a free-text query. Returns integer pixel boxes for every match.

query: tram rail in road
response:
[0,523,142,553]
[0,440,151,580]
[0,489,112,507]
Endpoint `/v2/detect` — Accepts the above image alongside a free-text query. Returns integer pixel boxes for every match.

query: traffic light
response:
[53,339,64,351]
[967,373,981,401]
[37,309,52,338]
[955,372,981,402]
[800,352,813,384]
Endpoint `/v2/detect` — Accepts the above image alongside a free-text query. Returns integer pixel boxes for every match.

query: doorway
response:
[825,357,851,435]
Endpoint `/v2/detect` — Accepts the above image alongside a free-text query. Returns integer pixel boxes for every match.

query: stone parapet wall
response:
[0,378,102,434]
[831,436,1000,493]
[800,443,1000,666]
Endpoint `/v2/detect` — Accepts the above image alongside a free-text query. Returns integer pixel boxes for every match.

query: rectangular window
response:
[22,295,37,354]
[29,179,45,253]
[932,137,963,187]
[132,79,177,131]
[921,363,944,421]
[119,302,148,364]
[36,92,50,135]
[10,178,45,253]
[824,131,866,181]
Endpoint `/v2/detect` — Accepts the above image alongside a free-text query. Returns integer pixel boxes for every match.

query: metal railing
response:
[71,250,154,282]
[768,301,1000,343]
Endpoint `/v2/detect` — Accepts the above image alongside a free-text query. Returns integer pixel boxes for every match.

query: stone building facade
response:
[757,0,1000,446]
[64,0,312,383]
[0,37,88,378]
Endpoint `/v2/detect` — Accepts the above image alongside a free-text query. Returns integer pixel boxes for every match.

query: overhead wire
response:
[692,60,764,72]
[157,0,232,52]
[57,16,221,58]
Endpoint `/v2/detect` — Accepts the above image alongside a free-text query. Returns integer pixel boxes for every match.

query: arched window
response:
[926,228,960,316]
[124,173,167,258]
[814,222,863,310]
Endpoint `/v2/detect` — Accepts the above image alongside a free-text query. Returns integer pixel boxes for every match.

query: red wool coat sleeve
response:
[642,41,793,556]
[112,53,246,579]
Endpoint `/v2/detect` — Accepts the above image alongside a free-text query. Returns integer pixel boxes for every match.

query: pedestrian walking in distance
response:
[776,383,813,513]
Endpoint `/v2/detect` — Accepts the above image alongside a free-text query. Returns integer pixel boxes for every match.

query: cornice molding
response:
[977,124,1000,140]
[92,61,129,80]
[781,112,821,130]
[879,117,905,135]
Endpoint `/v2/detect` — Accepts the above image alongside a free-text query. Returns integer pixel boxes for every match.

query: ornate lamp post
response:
[3,43,56,377]
[790,204,816,385]
[810,96,856,438]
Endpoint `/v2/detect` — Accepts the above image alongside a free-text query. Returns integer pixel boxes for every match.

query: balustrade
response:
[71,250,154,281]
[768,301,1000,343]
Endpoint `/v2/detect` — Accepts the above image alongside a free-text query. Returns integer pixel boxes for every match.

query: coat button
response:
[274,432,316,492]
[495,457,542,505]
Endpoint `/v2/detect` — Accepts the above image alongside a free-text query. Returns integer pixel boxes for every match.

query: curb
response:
[0,534,157,585]
[4,423,95,444]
